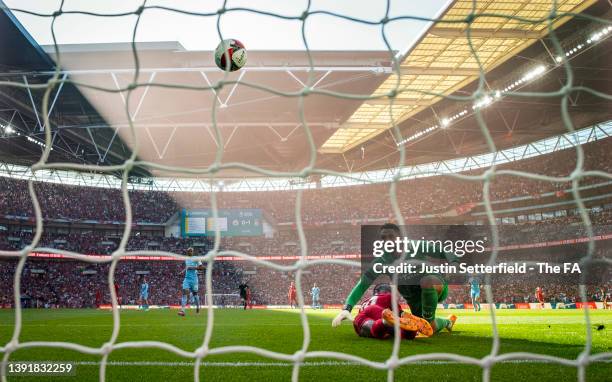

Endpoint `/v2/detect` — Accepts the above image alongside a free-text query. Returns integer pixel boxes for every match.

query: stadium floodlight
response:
[396,123,440,145]
[561,25,611,61]
[361,33,572,149]
[26,136,53,150]
[399,51,579,145]
[521,65,546,82]
[0,123,14,134]
[472,95,493,110]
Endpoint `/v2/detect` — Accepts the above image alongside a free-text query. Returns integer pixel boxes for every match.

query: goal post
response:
[203,293,243,308]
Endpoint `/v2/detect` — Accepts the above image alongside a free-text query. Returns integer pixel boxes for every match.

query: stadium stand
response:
[1,137,612,225]
[1,136,611,309]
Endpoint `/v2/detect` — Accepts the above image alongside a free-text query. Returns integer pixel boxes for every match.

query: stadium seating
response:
[1,139,611,308]
[1,138,611,225]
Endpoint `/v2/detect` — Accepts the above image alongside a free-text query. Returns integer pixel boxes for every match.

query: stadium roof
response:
[1,120,610,191]
[319,0,598,153]
[0,2,392,177]
[0,3,151,176]
[40,44,394,177]
[0,0,611,179]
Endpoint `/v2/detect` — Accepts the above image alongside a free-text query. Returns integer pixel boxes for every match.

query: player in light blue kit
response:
[468,276,481,311]
[139,277,150,311]
[178,247,204,317]
[310,283,321,309]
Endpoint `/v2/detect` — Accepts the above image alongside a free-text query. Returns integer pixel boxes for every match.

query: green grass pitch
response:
[0,308,610,381]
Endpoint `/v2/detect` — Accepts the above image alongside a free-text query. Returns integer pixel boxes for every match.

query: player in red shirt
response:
[288,282,298,308]
[536,287,545,308]
[114,281,122,308]
[95,289,102,308]
[245,286,252,309]
[353,284,432,339]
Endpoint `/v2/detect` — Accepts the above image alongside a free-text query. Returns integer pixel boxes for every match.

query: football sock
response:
[194,295,200,309]
[433,317,451,333]
[421,287,439,321]
[371,319,390,339]
[181,295,187,309]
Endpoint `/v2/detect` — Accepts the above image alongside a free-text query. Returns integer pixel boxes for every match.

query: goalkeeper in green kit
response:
[332,223,457,335]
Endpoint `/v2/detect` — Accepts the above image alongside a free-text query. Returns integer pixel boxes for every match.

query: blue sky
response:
[6,0,450,54]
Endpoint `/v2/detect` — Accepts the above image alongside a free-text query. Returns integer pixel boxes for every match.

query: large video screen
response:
[180,208,263,237]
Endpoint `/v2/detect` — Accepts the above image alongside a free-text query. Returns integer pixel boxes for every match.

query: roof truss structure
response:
[319,0,597,154]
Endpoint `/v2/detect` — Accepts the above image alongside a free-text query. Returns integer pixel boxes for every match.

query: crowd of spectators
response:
[3,207,611,257]
[1,212,610,308]
[446,277,610,306]
[0,258,242,309]
[1,254,608,308]
[0,178,177,223]
[0,138,611,308]
[1,138,611,225]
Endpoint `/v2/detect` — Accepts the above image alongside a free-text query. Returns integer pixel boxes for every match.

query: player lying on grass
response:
[353,283,432,339]
[332,223,456,334]
[178,247,205,317]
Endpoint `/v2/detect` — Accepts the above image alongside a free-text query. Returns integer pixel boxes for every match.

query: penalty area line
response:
[40,359,612,367]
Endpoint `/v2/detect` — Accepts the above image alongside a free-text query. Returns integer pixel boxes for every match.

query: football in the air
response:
[214,39,247,72]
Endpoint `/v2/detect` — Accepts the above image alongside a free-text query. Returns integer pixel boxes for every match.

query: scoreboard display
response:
[180,208,263,237]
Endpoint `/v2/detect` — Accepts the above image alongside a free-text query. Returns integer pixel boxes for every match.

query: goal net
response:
[203,293,243,308]
[0,1,611,382]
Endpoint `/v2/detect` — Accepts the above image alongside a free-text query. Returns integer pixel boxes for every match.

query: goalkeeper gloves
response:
[332,309,353,327]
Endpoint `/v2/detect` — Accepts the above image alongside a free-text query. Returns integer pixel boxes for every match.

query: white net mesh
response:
[0,1,611,382]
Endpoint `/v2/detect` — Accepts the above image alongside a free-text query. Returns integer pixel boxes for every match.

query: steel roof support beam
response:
[58,121,340,129]
[22,75,42,131]
[286,70,305,87]
[429,27,541,39]
[221,70,246,107]
[312,70,332,89]
[101,128,119,162]
[0,123,610,192]
[199,71,224,107]
[3,66,392,77]
[21,73,67,132]
[86,127,103,163]
[399,66,481,76]
[363,98,431,106]
[44,73,68,131]
[224,125,239,149]
[132,72,156,120]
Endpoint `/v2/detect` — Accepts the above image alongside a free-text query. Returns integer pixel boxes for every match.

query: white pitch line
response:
[0,323,332,327]
[25,359,612,368]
